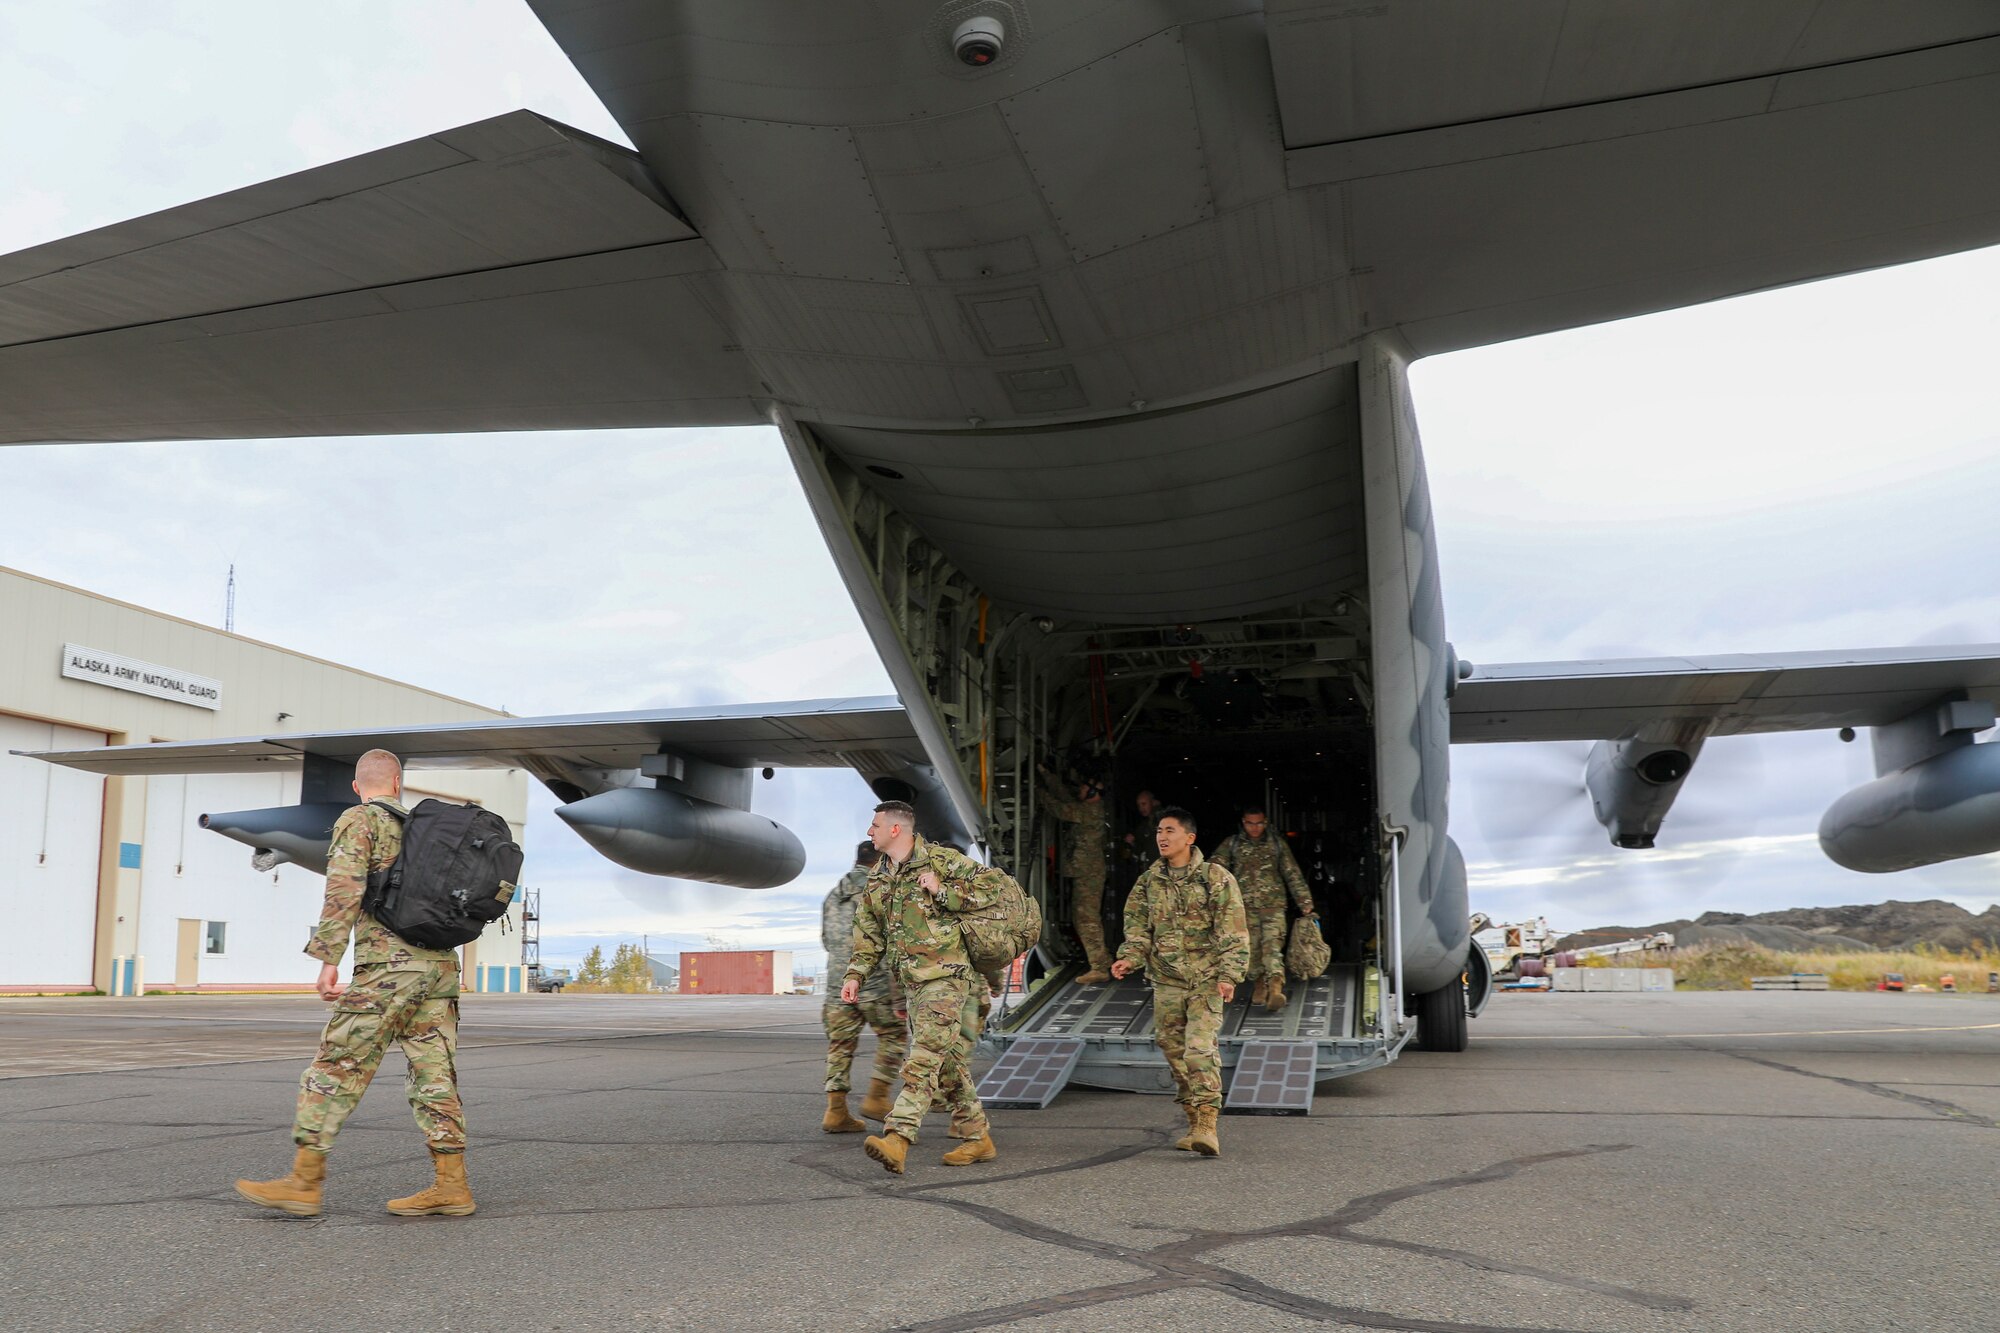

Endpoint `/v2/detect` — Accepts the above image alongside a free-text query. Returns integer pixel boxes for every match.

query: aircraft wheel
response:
[1412,979,1468,1052]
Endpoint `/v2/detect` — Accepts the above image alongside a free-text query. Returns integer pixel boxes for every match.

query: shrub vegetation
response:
[1622,940,2000,992]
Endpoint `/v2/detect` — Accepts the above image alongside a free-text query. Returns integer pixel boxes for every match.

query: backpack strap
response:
[359,800,409,918]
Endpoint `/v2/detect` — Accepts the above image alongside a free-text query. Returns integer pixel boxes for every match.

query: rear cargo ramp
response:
[980,967,1396,1101]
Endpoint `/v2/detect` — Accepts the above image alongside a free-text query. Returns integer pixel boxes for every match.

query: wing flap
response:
[1272,7,2000,354]
[0,111,765,441]
[1450,646,2000,743]
[16,697,922,777]
[0,111,690,346]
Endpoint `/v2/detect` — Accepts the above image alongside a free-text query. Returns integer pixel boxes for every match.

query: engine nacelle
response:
[1585,738,1700,849]
[553,787,806,888]
[1819,741,2000,872]
[200,802,349,875]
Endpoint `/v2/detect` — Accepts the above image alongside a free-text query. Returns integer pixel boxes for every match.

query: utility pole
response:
[224,563,236,633]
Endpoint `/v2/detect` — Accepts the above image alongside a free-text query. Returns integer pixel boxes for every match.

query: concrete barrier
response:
[1554,967,1674,992]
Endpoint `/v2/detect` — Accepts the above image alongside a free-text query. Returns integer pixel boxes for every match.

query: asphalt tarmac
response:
[2,989,1995,1332]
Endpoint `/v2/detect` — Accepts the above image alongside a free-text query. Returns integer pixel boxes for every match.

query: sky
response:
[3,2,1999,968]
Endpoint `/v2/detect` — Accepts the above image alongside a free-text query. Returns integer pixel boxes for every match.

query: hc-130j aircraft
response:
[9,4,2000,1094]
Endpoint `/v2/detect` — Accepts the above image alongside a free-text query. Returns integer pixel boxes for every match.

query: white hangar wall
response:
[0,566,530,994]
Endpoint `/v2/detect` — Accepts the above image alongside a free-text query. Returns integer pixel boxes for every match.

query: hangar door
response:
[0,716,107,989]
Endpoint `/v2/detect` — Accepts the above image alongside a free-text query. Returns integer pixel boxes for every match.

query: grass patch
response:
[1653,941,2000,992]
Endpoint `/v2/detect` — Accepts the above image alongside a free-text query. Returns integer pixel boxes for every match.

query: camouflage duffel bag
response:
[953,868,1043,983]
[1286,915,1331,980]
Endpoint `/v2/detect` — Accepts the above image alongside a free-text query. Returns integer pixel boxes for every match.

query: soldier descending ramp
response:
[1111,807,1250,1156]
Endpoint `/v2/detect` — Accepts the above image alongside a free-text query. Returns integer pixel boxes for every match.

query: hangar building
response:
[1,566,529,995]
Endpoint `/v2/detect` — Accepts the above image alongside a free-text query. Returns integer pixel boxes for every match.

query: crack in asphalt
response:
[1718,1049,2000,1128]
[800,1134,1669,1332]
[1562,1008,2000,1132]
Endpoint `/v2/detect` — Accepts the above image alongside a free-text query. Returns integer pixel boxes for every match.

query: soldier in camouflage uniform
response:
[821,840,907,1132]
[1112,806,1249,1157]
[1212,806,1318,1011]
[1120,788,1164,875]
[234,749,474,1218]
[1038,766,1113,984]
[844,800,1006,1174]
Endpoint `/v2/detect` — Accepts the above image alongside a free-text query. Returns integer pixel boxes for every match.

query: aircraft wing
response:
[1450,646,2000,743]
[1269,6,2000,355]
[17,695,922,778]
[0,110,763,443]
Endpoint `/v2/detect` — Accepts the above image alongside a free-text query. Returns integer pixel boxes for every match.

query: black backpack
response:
[362,799,524,950]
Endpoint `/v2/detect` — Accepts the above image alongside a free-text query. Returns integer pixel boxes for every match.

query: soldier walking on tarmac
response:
[1111,806,1249,1156]
[1038,766,1113,984]
[1212,805,1317,1010]
[843,800,1006,1174]
[234,749,474,1218]
[821,839,907,1132]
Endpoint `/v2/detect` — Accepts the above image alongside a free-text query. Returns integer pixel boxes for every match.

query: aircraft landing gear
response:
[1411,978,1468,1052]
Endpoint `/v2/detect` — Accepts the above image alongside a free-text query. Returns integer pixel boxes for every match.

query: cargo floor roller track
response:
[978,966,1407,1102]
[1019,968,1359,1042]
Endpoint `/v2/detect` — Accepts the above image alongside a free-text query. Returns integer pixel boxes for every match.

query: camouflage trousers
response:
[886,972,987,1145]
[928,977,992,1138]
[1153,980,1225,1109]
[822,992,908,1093]
[1246,893,1290,981]
[1071,866,1111,972]
[293,960,464,1153]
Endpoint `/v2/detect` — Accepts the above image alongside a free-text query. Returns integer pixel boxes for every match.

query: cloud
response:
[4,5,2000,949]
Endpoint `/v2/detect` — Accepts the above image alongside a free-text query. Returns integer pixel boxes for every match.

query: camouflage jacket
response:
[305,799,459,969]
[846,837,1010,988]
[1039,784,1108,878]
[823,866,902,1005]
[1116,848,1250,988]
[1124,810,1162,862]
[1211,830,1313,912]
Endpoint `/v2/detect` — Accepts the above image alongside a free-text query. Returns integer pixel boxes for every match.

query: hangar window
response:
[204,921,227,956]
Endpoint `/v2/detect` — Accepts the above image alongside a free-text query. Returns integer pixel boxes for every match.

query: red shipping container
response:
[679,950,793,995]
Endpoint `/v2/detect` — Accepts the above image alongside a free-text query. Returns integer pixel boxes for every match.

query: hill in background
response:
[1558,899,2000,956]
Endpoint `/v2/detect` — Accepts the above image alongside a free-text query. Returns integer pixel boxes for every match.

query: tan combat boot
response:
[1172,1103,1200,1151]
[234,1147,326,1216]
[822,1091,867,1133]
[1076,969,1111,986]
[858,1077,895,1121]
[1264,977,1288,1011]
[386,1149,476,1216]
[941,1132,997,1166]
[1188,1107,1221,1157]
[863,1130,912,1175]
[1249,978,1270,1008]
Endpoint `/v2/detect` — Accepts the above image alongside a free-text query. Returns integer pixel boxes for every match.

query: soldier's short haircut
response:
[1156,805,1197,836]
[354,748,402,790]
[854,839,877,865]
[1241,803,1267,818]
[873,799,917,821]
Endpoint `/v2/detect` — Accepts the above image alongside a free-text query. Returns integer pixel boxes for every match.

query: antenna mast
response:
[224,564,236,633]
